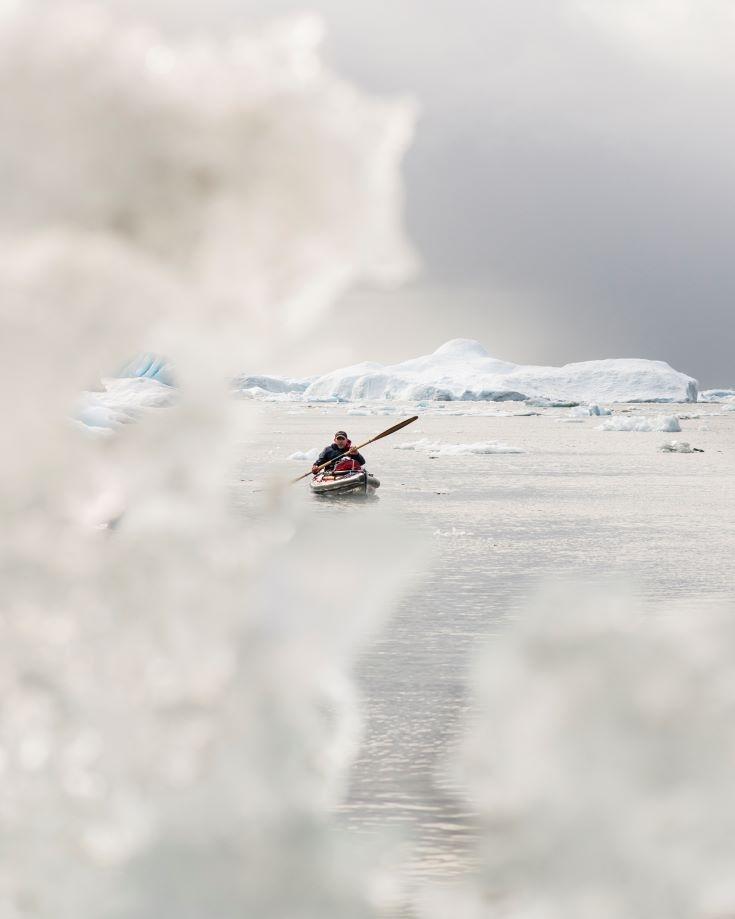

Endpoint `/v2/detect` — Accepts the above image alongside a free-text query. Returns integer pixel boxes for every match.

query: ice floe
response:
[659,441,703,453]
[395,438,524,455]
[580,403,612,416]
[561,403,613,422]
[235,338,698,403]
[288,448,320,462]
[598,414,682,432]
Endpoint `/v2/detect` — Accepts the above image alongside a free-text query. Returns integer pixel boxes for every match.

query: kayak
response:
[310,468,381,496]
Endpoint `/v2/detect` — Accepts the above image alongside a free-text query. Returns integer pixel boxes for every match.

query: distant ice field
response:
[237,401,735,886]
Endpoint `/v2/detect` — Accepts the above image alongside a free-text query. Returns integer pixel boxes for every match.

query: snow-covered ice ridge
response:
[235,339,698,404]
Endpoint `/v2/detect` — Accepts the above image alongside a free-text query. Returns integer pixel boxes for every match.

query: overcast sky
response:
[105,0,734,385]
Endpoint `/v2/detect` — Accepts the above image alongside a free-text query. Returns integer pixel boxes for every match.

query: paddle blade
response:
[360,415,418,447]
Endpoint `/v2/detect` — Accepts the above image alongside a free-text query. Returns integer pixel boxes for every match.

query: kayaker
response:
[312,431,365,474]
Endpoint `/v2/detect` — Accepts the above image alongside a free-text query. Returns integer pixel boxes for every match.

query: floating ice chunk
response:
[598,414,681,432]
[659,415,683,431]
[393,438,439,451]
[567,403,612,418]
[347,408,372,416]
[527,398,580,408]
[659,441,698,453]
[288,448,319,462]
[598,415,652,432]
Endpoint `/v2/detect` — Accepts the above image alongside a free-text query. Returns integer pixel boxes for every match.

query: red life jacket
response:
[333,439,363,473]
[333,457,363,473]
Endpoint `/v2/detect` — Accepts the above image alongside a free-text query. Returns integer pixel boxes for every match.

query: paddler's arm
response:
[348,446,366,465]
[312,445,333,474]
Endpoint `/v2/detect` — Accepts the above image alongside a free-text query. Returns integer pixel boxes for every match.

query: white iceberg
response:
[565,403,613,420]
[699,389,735,403]
[236,339,698,404]
[598,414,681,433]
[232,373,312,395]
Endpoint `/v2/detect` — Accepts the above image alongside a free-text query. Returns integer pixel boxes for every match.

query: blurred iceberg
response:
[433,586,735,919]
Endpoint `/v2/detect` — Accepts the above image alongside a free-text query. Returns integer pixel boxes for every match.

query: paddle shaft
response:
[291,415,418,484]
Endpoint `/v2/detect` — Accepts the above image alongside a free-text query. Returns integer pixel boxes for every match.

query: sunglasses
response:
[335,436,347,441]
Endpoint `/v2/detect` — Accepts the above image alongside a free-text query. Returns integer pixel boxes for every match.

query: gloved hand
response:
[311,464,319,474]
[348,446,358,455]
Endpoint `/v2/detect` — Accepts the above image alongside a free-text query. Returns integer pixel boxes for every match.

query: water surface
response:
[237,403,735,893]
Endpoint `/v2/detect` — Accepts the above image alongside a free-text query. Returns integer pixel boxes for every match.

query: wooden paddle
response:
[291,415,418,484]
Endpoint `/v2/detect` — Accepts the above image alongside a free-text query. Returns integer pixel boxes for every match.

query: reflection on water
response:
[238,403,735,893]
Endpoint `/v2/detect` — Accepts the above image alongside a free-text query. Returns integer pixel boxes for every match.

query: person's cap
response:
[334,430,347,438]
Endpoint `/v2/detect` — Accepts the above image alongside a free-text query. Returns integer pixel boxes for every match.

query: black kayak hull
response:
[310,470,381,496]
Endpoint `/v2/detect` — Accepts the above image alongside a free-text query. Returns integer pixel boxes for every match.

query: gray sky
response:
[106,0,734,385]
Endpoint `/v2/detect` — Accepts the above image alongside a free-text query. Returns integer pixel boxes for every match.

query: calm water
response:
[237,402,735,896]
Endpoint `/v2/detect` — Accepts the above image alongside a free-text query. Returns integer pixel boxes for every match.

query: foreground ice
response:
[598,414,681,432]
[235,339,698,403]
[76,374,177,433]
[2,3,420,916]
[448,588,735,919]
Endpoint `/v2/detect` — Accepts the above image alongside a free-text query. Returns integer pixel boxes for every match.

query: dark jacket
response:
[316,439,365,468]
